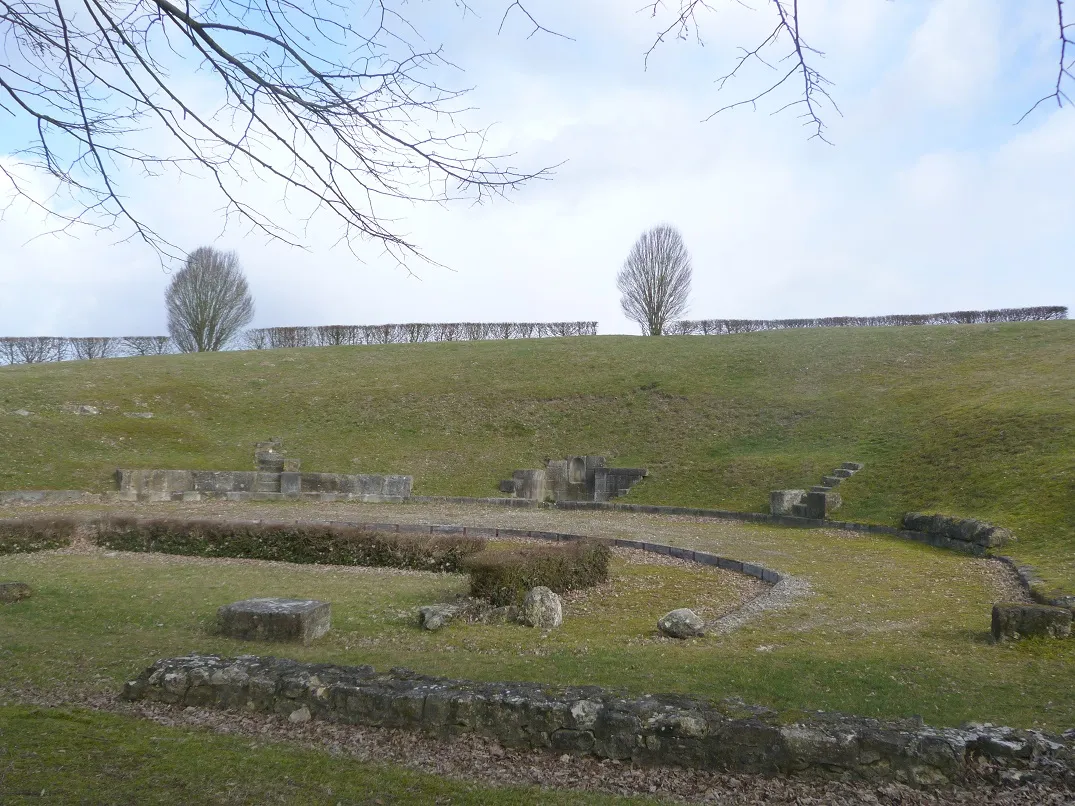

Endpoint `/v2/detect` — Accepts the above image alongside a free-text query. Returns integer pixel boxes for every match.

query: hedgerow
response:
[465,540,611,606]
[93,517,485,572]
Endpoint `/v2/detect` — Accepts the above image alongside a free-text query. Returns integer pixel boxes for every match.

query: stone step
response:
[840,462,865,471]
[821,476,842,487]
[254,474,281,492]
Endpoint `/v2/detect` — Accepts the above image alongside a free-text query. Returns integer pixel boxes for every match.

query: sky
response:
[0,0,1072,337]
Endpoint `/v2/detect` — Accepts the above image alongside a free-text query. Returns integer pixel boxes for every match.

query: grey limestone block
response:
[821,476,842,487]
[519,586,563,628]
[992,603,1072,641]
[657,608,705,638]
[840,462,865,471]
[803,490,840,519]
[832,468,855,479]
[769,490,805,516]
[280,472,301,497]
[217,598,331,644]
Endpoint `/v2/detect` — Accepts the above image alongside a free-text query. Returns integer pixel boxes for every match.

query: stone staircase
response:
[253,439,285,494]
[253,472,282,493]
[771,462,864,519]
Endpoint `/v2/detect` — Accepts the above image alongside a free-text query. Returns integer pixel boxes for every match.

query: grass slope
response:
[1,322,1072,584]
[0,706,643,805]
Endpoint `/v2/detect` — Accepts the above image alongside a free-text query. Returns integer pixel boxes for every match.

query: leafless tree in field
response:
[120,336,171,356]
[69,336,118,359]
[617,225,692,336]
[0,0,549,262]
[166,246,254,352]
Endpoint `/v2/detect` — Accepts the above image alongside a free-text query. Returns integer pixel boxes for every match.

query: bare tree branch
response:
[0,0,552,263]
[1018,0,1074,123]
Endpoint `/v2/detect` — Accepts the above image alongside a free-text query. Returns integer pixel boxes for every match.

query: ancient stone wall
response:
[502,456,647,503]
[114,468,411,502]
[123,654,1075,786]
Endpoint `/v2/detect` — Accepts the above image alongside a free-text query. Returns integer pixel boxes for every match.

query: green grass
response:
[0,706,644,805]
[0,322,1073,587]
[2,507,1073,732]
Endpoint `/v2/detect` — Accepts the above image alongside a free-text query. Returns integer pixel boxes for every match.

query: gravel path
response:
[8,690,1067,805]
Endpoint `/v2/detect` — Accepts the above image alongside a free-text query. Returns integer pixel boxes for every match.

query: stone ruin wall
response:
[501,455,648,503]
[124,654,1075,787]
[115,439,412,502]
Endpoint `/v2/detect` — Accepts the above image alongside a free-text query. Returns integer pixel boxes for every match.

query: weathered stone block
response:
[802,490,840,519]
[520,586,563,628]
[282,458,301,473]
[498,479,515,494]
[280,472,301,497]
[769,490,805,516]
[217,598,331,644]
[903,513,1014,549]
[512,469,547,501]
[821,476,842,487]
[840,462,865,472]
[0,582,32,603]
[657,608,705,638]
[832,468,854,478]
[991,603,1072,641]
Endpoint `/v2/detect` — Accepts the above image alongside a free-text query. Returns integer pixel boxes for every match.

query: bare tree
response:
[121,336,171,356]
[69,336,118,359]
[617,225,692,336]
[0,0,549,262]
[166,247,254,352]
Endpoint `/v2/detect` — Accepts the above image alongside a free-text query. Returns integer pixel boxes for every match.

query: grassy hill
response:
[1,321,1072,585]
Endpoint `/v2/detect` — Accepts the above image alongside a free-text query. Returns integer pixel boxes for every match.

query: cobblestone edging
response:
[122,654,1075,786]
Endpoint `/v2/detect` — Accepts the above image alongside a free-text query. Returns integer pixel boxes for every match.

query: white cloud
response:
[1,1,1072,339]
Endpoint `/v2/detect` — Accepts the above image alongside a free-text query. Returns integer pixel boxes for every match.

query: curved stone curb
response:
[993,555,1075,612]
[409,496,979,554]
[122,653,1075,786]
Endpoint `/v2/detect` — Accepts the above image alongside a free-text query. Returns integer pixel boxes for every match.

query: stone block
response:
[769,490,805,516]
[803,490,840,519]
[217,598,331,644]
[280,472,301,497]
[512,469,547,501]
[821,476,842,487]
[0,582,32,603]
[282,458,301,473]
[498,479,515,494]
[991,603,1071,641]
[840,462,864,471]
[657,608,705,638]
[832,468,854,478]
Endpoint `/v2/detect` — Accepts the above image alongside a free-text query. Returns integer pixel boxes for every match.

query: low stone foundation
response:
[114,469,411,503]
[902,514,1013,552]
[123,655,1075,786]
